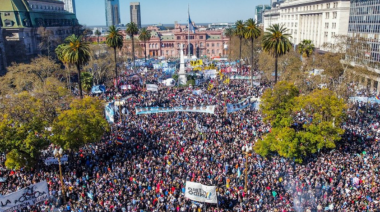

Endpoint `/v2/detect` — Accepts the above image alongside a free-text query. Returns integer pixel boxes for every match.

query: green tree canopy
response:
[298,39,314,58]
[51,96,109,150]
[234,20,246,65]
[255,84,347,162]
[126,22,139,69]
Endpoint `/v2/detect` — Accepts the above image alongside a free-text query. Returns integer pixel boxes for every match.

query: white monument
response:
[178,44,187,85]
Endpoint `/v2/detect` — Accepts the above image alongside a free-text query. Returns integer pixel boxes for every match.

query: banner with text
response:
[44,155,68,166]
[136,105,215,115]
[227,98,256,113]
[105,102,115,123]
[146,84,158,92]
[185,181,217,204]
[0,181,49,212]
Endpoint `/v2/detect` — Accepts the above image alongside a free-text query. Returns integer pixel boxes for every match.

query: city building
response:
[346,0,380,92]
[61,0,76,14]
[0,25,6,75]
[105,0,121,27]
[263,0,350,50]
[94,22,229,59]
[130,2,141,28]
[255,5,271,25]
[0,0,79,64]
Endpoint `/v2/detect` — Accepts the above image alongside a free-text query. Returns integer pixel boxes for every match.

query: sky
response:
[76,0,270,26]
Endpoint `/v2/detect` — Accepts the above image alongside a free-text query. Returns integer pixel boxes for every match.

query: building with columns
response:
[121,22,229,59]
[263,0,350,50]
[0,0,79,64]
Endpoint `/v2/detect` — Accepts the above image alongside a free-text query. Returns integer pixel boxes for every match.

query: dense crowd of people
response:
[1,65,380,212]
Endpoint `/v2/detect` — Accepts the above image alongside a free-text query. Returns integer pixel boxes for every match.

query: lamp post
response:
[242,144,253,193]
[53,147,66,205]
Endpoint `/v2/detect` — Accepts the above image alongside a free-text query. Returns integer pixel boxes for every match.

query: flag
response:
[188,10,195,33]
[237,168,241,178]
[376,95,380,100]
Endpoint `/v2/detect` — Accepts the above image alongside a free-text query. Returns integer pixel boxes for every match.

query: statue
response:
[178,44,187,85]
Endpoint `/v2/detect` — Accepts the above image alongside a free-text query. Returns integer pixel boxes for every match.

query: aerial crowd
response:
[1,67,380,212]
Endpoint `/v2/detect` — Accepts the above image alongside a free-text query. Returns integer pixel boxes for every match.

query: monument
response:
[178,44,187,85]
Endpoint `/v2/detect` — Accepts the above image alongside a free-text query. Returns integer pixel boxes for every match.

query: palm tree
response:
[138,28,151,62]
[298,39,314,58]
[224,28,234,60]
[55,44,71,88]
[234,20,246,68]
[106,25,123,87]
[125,22,139,69]
[61,34,91,98]
[262,24,292,83]
[244,18,261,87]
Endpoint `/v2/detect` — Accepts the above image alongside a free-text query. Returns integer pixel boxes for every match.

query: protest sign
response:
[146,84,158,92]
[136,105,215,115]
[185,181,217,203]
[0,181,48,212]
[44,155,68,166]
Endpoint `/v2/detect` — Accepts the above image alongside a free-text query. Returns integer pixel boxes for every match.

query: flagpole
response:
[188,4,190,62]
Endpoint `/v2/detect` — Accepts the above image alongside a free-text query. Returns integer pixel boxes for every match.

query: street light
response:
[53,147,66,205]
[242,144,253,193]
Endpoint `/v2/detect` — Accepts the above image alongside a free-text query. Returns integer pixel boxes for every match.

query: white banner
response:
[0,181,49,212]
[146,84,158,92]
[185,181,217,203]
[44,155,68,166]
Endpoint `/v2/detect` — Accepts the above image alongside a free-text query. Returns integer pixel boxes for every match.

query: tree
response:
[224,28,234,60]
[138,28,151,62]
[0,92,50,169]
[260,81,300,128]
[262,24,292,83]
[298,39,314,58]
[51,96,110,150]
[81,72,93,92]
[95,29,101,44]
[244,18,261,87]
[61,34,91,99]
[106,25,123,85]
[55,44,71,88]
[126,22,139,69]
[255,84,347,162]
[234,20,246,68]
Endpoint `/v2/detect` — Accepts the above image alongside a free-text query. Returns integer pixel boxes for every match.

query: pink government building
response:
[90,23,230,59]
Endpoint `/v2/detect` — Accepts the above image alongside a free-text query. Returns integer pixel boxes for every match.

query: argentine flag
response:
[189,15,195,33]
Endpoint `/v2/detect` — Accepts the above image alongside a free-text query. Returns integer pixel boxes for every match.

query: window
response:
[324,32,328,38]
[332,23,336,29]
[212,43,214,47]
[4,12,10,16]
[333,2,338,8]
[207,43,209,47]
[331,32,336,38]
[212,50,214,54]
[294,30,297,34]
[326,12,330,19]
[327,3,330,8]
[333,12,337,19]
[177,36,180,40]
[325,23,329,29]
[200,42,203,47]
[199,36,203,39]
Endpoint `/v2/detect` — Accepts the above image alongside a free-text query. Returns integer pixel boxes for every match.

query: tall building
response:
[61,0,76,14]
[105,0,121,27]
[0,0,79,65]
[130,2,141,28]
[0,25,6,75]
[346,0,380,92]
[255,5,271,25]
[263,0,350,51]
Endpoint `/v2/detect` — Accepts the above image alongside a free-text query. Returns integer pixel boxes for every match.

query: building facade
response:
[0,0,79,64]
[105,0,120,27]
[347,0,380,92]
[61,0,76,14]
[0,25,6,75]
[116,23,229,59]
[255,5,271,25]
[263,0,350,50]
[130,2,141,28]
